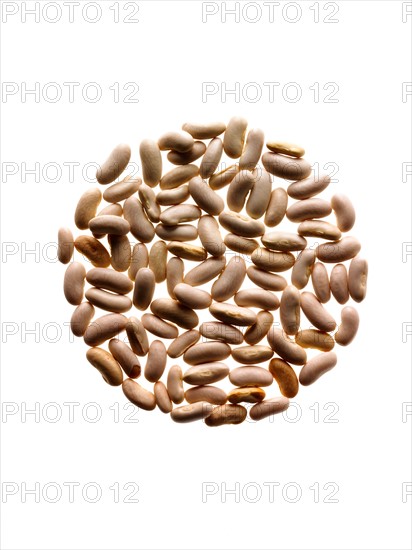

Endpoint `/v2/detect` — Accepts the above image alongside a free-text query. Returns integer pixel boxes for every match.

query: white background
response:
[1,1,411,549]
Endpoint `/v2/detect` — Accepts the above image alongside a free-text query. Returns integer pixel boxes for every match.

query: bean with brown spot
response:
[295,329,335,352]
[103,175,141,203]
[159,164,199,190]
[141,313,179,339]
[145,340,167,382]
[249,397,289,421]
[154,381,173,413]
[229,366,273,387]
[228,387,265,404]
[312,262,331,303]
[330,264,349,304]
[174,283,212,309]
[199,321,243,345]
[74,188,102,230]
[133,268,155,311]
[205,404,247,426]
[251,247,295,273]
[122,378,156,411]
[74,236,111,268]
[149,240,167,282]
[64,262,86,305]
[269,358,299,398]
[171,402,214,423]
[183,341,231,365]
[300,292,336,332]
[267,327,307,365]
[167,330,200,358]
[84,313,127,347]
[244,310,273,345]
[299,352,337,386]
[167,365,184,404]
[199,137,223,179]
[348,257,368,302]
[85,288,132,314]
[317,237,361,263]
[198,215,226,257]
[223,116,248,158]
[185,386,227,405]
[70,302,95,337]
[123,197,155,243]
[86,347,123,386]
[58,228,74,264]
[262,152,312,181]
[335,306,359,346]
[139,139,162,187]
[287,173,330,199]
[151,298,198,329]
[231,345,273,364]
[212,256,246,302]
[125,316,149,355]
[108,339,141,378]
[209,302,257,326]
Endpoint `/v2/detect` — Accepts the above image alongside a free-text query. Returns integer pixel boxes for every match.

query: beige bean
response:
[158,131,194,152]
[133,267,155,310]
[264,187,288,227]
[167,365,184,404]
[295,329,335,351]
[184,256,226,286]
[149,240,167,282]
[159,164,199,190]
[151,298,198,329]
[74,236,110,268]
[108,339,141,378]
[224,234,258,255]
[185,386,227,405]
[205,404,247,426]
[188,176,224,216]
[287,172,330,199]
[262,152,311,181]
[317,236,361,263]
[239,128,264,170]
[64,262,86,305]
[335,306,359,346]
[244,310,273,345]
[199,137,223,179]
[182,121,226,139]
[330,264,349,304]
[183,342,231,365]
[209,164,239,190]
[167,329,200,358]
[219,210,265,238]
[174,283,212,309]
[166,257,184,299]
[268,358,299,398]
[84,313,127,347]
[280,285,300,335]
[183,362,229,385]
[231,345,274,364]
[267,327,307,365]
[96,144,131,185]
[86,288,132,313]
[291,248,316,289]
[141,313,178,339]
[229,366,273,387]
[312,262,331,303]
[249,397,289,421]
[262,231,307,252]
[122,378,156,411]
[212,256,246,301]
[70,302,95,337]
[209,302,257,326]
[246,167,272,219]
[86,347,123,386]
[223,116,248,158]
[145,340,167,382]
[171,402,214,423]
[348,256,368,302]
[251,247,295,272]
[74,188,102,230]
[128,243,149,281]
[199,321,243,345]
[160,204,201,225]
[139,139,162,187]
[246,266,287,291]
[298,220,341,241]
[234,288,279,310]
[87,268,133,294]
[228,387,265,404]
[103,175,141,203]
[299,352,337,386]
[167,241,207,262]
[300,292,336,332]
[97,202,123,217]
[88,215,130,236]
[156,185,190,206]
[138,183,161,222]
[266,140,305,158]
[167,141,207,165]
[198,215,226,257]
[58,228,74,264]
[123,197,155,243]
[331,193,356,232]
[286,198,332,223]
[154,381,173,413]
[227,170,254,212]
[125,316,149,356]
[108,235,131,272]
[156,224,198,242]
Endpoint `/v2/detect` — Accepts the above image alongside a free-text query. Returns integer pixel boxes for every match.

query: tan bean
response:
[244,310,273,345]
[158,131,194,152]
[205,404,247,426]
[286,198,332,223]
[156,185,190,206]
[64,262,86,305]
[198,215,226,256]
[249,397,289,421]
[317,237,361,263]
[266,141,305,158]
[234,288,279,310]
[312,262,331,303]
[264,187,288,227]
[159,164,199,190]
[167,141,207,165]
[279,285,300,335]
[167,365,184,404]
[128,243,149,281]
[145,340,167,382]
[262,152,311,181]
[251,247,295,272]
[97,202,123,217]
[188,176,224,216]
[141,313,178,339]
[300,292,336,332]
[212,256,246,301]
[246,167,272,219]
[139,139,162,187]
[166,257,184,299]
[223,116,248,158]
[199,321,243,345]
[231,345,273,364]
[149,240,167,282]
[154,381,173,413]
[331,193,356,232]
[299,352,337,386]
[74,236,110,268]
[262,231,307,252]
[171,402,214,423]
[125,316,149,356]
[151,298,198,329]
[295,329,335,351]
[70,302,95,337]
[227,170,254,212]
[167,330,200,358]
[229,366,273,387]
[96,144,131,185]
[103,175,141,203]
[85,288,132,313]
[239,128,264,170]
[287,172,330,199]
[224,234,258,255]
[182,121,226,139]
[183,342,231,365]
[348,256,368,302]
[108,234,131,272]
[74,188,102,230]
[122,378,156,411]
[183,362,229,385]
[199,137,223,179]
[335,306,359,346]
[123,197,155,243]
[184,256,226,286]
[58,228,74,264]
[246,266,287,291]
[228,387,265,404]
[167,241,207,262]
[268,358,299,398]
[138,183,161,222]
[84,313,127,347]
[209,302,257,326]
[291,248,316,289]
[87,268,133,294]
[108,339,141,378]
[267,327,307,365]
[133,267,155,310]
[219,210,265,238]
[88,215,130,236]
[209,164,239,190]
[298,220,341,241]
[86,347,123,386]
[160,204,201,225]
[156,224,198,242]
[185,386,227,405]
[330,264,349,304]
[174,283,212,309]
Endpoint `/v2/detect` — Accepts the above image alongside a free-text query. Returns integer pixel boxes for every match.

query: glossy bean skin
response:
[268,358,299,398]
[249,397,289,421]
[348,257,368,302]
[262,152,311,181]
[331,193,356,232]
[205,404,247,426]
[335,306,359,346]
[96,144,131,185]
[223,116,248,159]
[86,347,124,386]
[299,352,337,386]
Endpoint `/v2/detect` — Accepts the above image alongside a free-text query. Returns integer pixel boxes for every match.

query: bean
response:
[141,313,178,339]
[158,131,194,152]
[145,340,167,382]
[209,164,239,190]
[149,240,168,282]
[84,313,127,347]
[70,302,95,337]
[227,170,255,212]
[287,173,330,199]
[160,204,201,225]
[300,292,336,332]
[156,185,190,205]
[182,121,226,139]
[167,241,207,262]
[299,352,337,386]
[249,397,289,421]
[74,188,102,230]
[205,404,247,426]
[154,381,173,413]
[267,327,307,365]
[174,283,212,309]
[234,288,279,310]
[167,365,184,404]
[268,358,299,398]
[128,243,149,281]
[239,128,264,170]
[138,183,161,222]
[167,141,206,165]
[231,345,273,364]
[139,139,162,187]
[74,236,111,268]
[209,302,257,326]
[330,264,349,304]
[335,306,359,346]
[133,267,155,310]
[199,137,223,179]
[316,236,361,263]
[198,215,226,256]
[262,152,311,181]
[224,233,259,255]
[251,247,295,272]
[166,257,184,299]
[223,116,248,158]
[167,330,200,358]
[85,288,132,313]
[199,321,243,345]
[108,234,131,272]
[151,298,199,329]
[185,386,227,405]
[295,329,335,351]
[228,387,265,404]
[246,167,272,219]
[189,176,224,216]
[125,316,149,356]
[246,266,287,291]
[286,198,332,223]
[159,164,199,190]
[184,255,226,286]
[348,256,368,302]
[96,144,131,185]
[123,197,155,243]
[262,231,307,252]
[122,378,156,411]
[229,366,273,387]
[171,402,214,423]
[58,228,74,264]
[312,262,331,303]
[87,268,133,294]
[219,210,265,237]
[86,347,123,386]
[298,220,341,241]
[264,187,288,227]
[280,285,300,335]
[64,262,86,305]
[266,141,305,158]
[244,310,273,345]
[183,342,231,365]
[331,193,356,232]
[211,256,246,302]
[156,224,198,242]
[291,248,316,289]
[108,339,141,378]
[103,175,141,203]
[97,203,123,217]
[88,215,130,236]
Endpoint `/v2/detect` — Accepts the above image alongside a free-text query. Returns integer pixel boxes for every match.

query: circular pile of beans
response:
[58,117,367,427]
